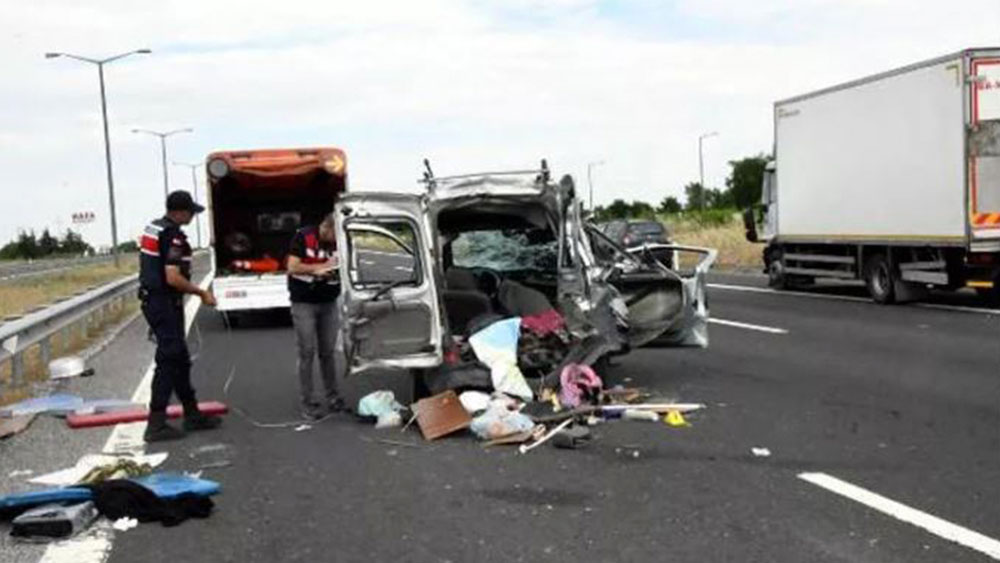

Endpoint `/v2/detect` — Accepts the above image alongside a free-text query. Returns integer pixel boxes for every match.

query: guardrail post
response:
[40,336,51,370]
[11,352,24,388]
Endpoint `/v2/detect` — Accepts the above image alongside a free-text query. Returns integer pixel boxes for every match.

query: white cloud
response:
[0,0,997,246]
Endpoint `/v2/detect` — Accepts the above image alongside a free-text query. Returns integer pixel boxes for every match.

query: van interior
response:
[211,169,344,275]
[435,202,560,336]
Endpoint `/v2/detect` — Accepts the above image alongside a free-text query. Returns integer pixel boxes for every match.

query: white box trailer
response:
[747,48,1000,303]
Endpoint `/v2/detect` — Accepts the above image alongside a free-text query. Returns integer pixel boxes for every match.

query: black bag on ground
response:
[83,480,213,527]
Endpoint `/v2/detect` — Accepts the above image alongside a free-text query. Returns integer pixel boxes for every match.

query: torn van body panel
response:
[336,164,717,381]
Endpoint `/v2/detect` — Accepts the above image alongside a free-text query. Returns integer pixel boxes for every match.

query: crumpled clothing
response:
[468,318,533,401]
[83,480,213,528]
[559,364,603,408]
[470,397,535,440]
[77,459,153,486]
[521,309,566,337]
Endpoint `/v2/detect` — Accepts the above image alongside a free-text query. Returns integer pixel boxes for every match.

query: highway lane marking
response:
[799,472,1000,560]
[709,318,789,334]
[709,283,1000,316]
[39,272,215,563]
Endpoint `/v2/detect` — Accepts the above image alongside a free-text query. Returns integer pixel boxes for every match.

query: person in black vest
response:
[287,213,343,419]
[139,190,222,442]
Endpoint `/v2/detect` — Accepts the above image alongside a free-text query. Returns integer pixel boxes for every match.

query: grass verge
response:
[0,261,138,320]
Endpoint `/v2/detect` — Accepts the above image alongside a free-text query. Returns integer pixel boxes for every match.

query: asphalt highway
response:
[102,271,999,563]
[2,266,997,562]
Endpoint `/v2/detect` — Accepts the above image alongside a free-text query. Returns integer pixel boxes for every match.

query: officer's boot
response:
[144,411,185,442]
[182,401,222,432]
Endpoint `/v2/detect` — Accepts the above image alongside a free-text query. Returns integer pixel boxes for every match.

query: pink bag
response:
[559,364,603,408]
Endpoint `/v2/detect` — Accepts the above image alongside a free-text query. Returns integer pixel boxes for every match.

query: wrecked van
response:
[334,162,716,392]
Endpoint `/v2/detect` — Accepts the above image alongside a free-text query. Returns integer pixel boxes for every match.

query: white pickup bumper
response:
[214,274,290,312]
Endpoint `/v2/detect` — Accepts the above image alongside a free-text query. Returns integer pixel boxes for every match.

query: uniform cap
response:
[166,190,206,213]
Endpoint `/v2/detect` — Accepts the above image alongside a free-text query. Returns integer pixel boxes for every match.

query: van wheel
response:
[864,254,896,304]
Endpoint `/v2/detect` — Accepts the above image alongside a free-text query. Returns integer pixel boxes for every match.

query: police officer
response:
[139,190,222,442]
[287,213,343,419]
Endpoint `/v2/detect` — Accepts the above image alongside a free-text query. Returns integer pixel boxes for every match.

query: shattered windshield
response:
[451,229,557,272]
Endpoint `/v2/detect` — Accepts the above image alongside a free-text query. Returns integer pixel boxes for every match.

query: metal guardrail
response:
[0,274,139,391]
[0,253,129,282]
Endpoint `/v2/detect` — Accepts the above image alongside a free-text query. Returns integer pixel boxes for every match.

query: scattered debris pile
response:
[357,310,707,452]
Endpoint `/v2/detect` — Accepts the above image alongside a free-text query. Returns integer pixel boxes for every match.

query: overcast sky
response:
[1,0,997,247]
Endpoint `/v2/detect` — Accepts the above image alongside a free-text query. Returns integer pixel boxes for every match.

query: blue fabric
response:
[0,394,85,417]
[132,473,220,499]
[0,487,92,509]
[0,473,219,510]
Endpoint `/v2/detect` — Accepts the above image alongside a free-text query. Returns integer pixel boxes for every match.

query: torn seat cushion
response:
[498,280,552,317]
[442,290,493,335]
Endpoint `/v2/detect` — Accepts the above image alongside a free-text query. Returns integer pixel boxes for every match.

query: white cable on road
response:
[799,472,1000,560]
[708,318,789,334]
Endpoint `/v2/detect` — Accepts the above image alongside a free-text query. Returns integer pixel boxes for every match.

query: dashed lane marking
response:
[799,472,1000,560]
[708,318,789,334]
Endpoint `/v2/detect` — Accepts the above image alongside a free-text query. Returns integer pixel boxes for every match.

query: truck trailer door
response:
[971,55,1000,239]
[335,193,443,375]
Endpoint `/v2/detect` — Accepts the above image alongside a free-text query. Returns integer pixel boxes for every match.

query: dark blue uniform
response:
[139,216,196,413]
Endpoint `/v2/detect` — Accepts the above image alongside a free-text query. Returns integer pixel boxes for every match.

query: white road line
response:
[709,283,1000,316]
[39,272,215,563]
[708,282,871,303]
[799,472,1000,560]
[709,318,789,334]
[917,303,1000,316]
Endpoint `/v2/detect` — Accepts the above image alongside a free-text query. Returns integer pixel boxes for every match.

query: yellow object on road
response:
[664,410,690,427]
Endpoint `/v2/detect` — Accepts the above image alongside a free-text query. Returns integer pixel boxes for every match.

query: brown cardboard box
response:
[414,390,471,440]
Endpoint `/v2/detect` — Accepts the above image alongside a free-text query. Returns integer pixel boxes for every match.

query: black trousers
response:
[142,294,196,413]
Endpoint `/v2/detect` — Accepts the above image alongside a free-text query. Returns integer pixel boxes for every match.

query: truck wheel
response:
[864,254,896,304]
[767,257,788,289]
[975,286,1000,306]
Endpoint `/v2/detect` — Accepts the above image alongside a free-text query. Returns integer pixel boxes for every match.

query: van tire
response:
[864,254,896,304]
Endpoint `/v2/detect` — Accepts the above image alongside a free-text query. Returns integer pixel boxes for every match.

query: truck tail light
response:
[968,253,997,266]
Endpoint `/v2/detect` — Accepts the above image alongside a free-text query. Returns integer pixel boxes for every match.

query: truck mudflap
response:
[213,274,290,312]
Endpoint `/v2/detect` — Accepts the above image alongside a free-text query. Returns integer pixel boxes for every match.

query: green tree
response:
[629,201,656,219]
[684,182,707,211]
[604,199,632,220]
[725,154,772,209]
[117,240,139,253]
[60,229,92,255]
[15,231,40,259]
[658,196,682,214]
[39,229,59,256]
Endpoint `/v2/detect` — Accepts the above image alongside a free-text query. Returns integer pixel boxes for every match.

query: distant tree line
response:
[0,229,95,260]
[591,153,771,222]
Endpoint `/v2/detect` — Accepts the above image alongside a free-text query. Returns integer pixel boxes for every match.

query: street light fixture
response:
[45,48,152,267]
[133,127,194,198]
[698,131,719,210]
[171,161,205,249]
[587,160,605,211]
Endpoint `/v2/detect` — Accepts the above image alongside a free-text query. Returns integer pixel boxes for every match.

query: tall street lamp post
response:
[587,160,605,211]
[45,49,152,267]
[172,161,204,249]
[698,132,719,211]
[133,127,193,198]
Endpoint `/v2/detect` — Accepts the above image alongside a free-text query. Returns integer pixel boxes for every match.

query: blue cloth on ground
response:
[0,473,219,511]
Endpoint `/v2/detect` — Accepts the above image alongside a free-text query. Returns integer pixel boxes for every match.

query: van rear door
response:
[335,193,443,375]
[970,54,1000,241]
